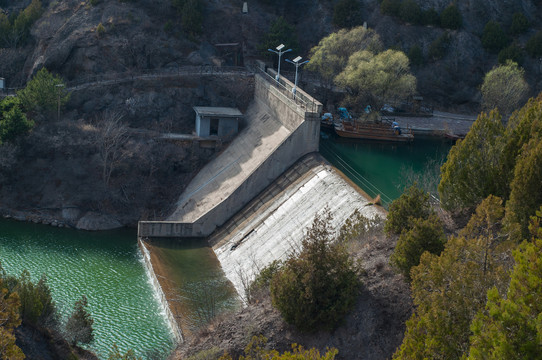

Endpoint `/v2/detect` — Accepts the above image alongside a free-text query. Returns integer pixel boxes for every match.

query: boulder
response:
[76,212,123,231]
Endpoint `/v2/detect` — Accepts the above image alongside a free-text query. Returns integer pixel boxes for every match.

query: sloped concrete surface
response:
[167,98,290,223]
[212,155,386,301]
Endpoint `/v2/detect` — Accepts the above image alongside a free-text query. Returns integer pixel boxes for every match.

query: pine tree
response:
[65,295,94,346]
[0,280,24,360]
[439,111,506,211]
[468,236,542,359]
[393,197,513,359]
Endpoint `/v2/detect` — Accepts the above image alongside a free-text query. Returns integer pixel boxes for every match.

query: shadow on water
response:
[144,238,240,337]
[319,133,452,207]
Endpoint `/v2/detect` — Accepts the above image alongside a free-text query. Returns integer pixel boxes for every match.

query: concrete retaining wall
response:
[138,73,322,238]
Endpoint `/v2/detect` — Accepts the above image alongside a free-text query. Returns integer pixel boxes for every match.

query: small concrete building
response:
[194,106,242,138]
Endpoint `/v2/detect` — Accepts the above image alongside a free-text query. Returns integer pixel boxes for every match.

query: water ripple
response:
[0,220,174,359]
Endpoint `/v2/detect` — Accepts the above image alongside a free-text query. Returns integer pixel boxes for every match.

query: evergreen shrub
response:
[440,4,462,30]
[270,211,362,332]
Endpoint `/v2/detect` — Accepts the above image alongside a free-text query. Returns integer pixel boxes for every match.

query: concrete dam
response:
[138,67,385,338]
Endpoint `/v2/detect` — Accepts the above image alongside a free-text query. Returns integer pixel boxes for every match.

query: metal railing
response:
[254,66,320,114]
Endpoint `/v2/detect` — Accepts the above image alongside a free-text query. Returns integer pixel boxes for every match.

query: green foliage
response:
[270,210,362,332]
[481,21,509,53]
[529,206,542,240]
[481,61,529,115]
[306,26,382,89]
[250,260,282,296]
[497,43,524,65]
[259,16,299,58]
[0,0,42,47]
[0,277,24,360]
[459,195,506,243]
[501,94,542,198]
[407,45,423,66]
[16,68,69,118]
[14,270,57,327]
[438,111,507,211]
[526,31,542,57]
[427,31,451,61]
[332,0,362,29]
[390,213,446,281]
[509,12,529,36]
[385,184,432,236]
[219,335,338,360]
[399,0,422,25]
[108,343,142,360]
[440,4,462,30]
[421,8,440,26]
[96,22,105,36]
[181,0,204,36]
[468,238,542,359]
[505,137,542,239]
[380,0,401,17]
[65,295,94,346]
[334,49,416,111]
[0,97,34,144]
[172,0,204,36]
[392,206,512,360]
[163,20,173,33]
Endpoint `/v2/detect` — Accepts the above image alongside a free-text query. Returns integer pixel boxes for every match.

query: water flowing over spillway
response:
[0,220,175,359]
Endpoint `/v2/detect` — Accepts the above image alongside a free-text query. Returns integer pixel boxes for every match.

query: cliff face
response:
[3,0,541,110]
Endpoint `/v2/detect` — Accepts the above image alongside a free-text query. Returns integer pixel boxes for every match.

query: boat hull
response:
[334,122,414,142]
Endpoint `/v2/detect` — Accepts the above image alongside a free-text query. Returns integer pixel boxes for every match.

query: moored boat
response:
[320,112,335,132]
[334,119,414,142]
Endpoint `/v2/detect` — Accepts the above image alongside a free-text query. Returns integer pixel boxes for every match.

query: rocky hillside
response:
[3,0,541,113]
[0,0,540,223]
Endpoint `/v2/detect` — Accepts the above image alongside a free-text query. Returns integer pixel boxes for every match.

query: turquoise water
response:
[146,240,239,334]
[320,134,452,206]
[0,134,452,360]
[0,219,174,359]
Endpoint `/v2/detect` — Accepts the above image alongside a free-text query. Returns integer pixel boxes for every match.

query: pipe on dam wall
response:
[138,239,183,343]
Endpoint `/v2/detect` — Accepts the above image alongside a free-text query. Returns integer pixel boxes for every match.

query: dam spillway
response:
[210,153,386,301]
[137,66,385,337]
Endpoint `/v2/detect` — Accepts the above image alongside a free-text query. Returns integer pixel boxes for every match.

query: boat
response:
[334,118,414,142]
[320,112,335,132]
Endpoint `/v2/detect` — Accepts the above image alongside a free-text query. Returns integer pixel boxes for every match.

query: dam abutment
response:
[138,70,323,238]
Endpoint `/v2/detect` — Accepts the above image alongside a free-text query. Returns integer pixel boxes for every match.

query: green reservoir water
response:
[0,134,453,359]
[320,135,452,206]
[145,240,239,334]
[0,219,174,359]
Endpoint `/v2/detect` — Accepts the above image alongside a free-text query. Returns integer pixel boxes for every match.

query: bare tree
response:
[0,143,18,171]
[95,111,129,187]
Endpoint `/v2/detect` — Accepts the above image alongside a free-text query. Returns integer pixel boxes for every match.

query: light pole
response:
[285,56,309,99]
[56,84,64,121]
[267,44,291,82]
